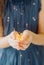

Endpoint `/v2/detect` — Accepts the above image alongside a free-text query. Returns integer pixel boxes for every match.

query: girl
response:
[0,0,44,65]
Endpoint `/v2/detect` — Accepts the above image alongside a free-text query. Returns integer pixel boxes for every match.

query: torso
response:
[3,0,40,35]
[0,0,44,35]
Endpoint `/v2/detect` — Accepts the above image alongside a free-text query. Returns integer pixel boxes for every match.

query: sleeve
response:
[38,0,41,12]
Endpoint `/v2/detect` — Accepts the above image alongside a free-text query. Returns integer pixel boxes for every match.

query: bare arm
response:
[32,33,44,46]
[0,31,20,49]
[0,16,3,37]
[0,36,9,48]
[32,0,44,46]
[23,30,44,46]
[0,15,9,48]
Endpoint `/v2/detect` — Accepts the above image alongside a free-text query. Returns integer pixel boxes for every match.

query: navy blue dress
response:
[0,0,44,65]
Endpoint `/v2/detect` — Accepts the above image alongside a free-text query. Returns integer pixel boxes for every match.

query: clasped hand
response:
[7,30,32,50]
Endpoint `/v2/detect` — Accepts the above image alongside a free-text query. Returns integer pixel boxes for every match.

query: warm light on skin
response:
[15,31,23,41]
[14,31,30,43]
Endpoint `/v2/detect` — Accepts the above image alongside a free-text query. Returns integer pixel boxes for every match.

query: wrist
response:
[6,36,10,47]
[32,32,37,44]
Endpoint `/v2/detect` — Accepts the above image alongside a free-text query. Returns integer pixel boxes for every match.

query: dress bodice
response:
[3,0,41,36]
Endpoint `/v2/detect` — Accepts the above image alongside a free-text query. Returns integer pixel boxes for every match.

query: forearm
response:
[0,36,9,48]
[32,33,44,46]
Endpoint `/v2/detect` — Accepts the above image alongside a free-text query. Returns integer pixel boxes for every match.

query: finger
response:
[16,43,25,50]
[19,41,28,48]
[20,42,30,50]
[19,43,24,48]
[12,42,20,50]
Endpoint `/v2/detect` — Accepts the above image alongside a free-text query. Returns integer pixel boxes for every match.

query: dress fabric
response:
[0,0,44,65]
